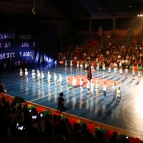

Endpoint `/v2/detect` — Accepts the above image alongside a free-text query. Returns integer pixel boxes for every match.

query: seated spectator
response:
[57,92,66,111]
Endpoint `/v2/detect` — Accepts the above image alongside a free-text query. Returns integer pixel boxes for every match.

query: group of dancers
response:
[19,67,121,103]
[65,60,142,82]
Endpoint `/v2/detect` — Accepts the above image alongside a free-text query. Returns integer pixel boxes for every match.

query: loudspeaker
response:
[13,96,25,103]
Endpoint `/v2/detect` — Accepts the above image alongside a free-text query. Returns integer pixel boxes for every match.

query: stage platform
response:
[1,63,143,138]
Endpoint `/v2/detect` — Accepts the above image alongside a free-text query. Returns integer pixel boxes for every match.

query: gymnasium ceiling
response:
[0,0,143,17]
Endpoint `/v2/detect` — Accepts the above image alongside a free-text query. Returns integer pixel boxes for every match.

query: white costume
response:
[119,68,122,75]
[37,70,41,79]
[90,81,95,94]
[77,61,79,68]
[108,67,111,73]
[102,63,105,71]
[70,61,73,67]
[20,69,23,77]
[59,74,62,85]
[72,77,77,87]
[47,72,51,83]
[96,63,99,71]
[25,68,28,77]
[54,73,57,85]
[32,70,36,81]
[80,63,83,69]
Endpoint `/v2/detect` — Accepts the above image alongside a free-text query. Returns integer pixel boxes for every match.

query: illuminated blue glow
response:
[44,55,53,63]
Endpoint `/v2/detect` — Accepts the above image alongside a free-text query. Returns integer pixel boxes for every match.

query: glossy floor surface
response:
[1,63,143,136]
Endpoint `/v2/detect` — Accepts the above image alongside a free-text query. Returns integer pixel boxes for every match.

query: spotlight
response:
[138,14,140,17]
[32,8,35,15]
[140,14,142,17]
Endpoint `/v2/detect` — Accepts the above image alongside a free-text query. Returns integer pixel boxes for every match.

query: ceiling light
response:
[140,14,142,17]
[129,5,132,8]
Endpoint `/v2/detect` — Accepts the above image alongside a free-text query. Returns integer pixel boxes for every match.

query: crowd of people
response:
[58,38,143,70]
[0,95,141,143]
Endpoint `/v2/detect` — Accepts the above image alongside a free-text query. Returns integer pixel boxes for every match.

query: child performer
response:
[72,75,77,91]
[96,62,99,74]
[103,82,107,97]
[58,74,63,85]
[86,79,90,94]
[20,68,23,79]
[70,61,73,70]
[32,69,36,81]
[138,69,142,82]
[54,73,57,86]
[125,65,128,79]
[119,66,123,78]
[25,68,28,80]
[95,80,99,97]
[112,82,117,100]
[80,62,83,71]
[76,61,79,70]
[108,65,111,77]
[41,71,44,84]
[37,70,40,82]
[90,79,95,96]
[102,62,105,78]
[80,77,84,92]
[47,71,51,83]
[132,66,135,80]
[85,62,88,72]
[91,63,95,73]
[116,87,121,103]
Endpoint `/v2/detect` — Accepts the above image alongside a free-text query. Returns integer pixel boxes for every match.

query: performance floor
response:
[1,63,143,136]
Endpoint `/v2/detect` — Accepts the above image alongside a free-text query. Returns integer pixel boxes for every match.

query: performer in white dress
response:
[41,71,44,83]
[138,69,142,82]
[70,61,73,70]
[102,62,105,78]
[91,64,95,73]
[95,80,99,97]
[132,66,135,80]
[32,69,36,81]
[108,65,111,76]
[76,61,79,70]
[90,80,95,96]
[119,61,122,68]
[125,65,128,79]
[103,82,107,97]
[37,70,40,84]
[20,68,23,79]
[80,62,83,71]
[72,75,77,91]
[96,62,99,73]
[58,74,63,85]
[116,87,121,103]
[85,62,88,71]
[119,67,123,78]
[80,77,84,92]
[25,68,28,80]
[47,71,51,83]
[54,73,57,86]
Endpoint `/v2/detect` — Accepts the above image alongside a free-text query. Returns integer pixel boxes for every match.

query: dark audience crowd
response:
[0,95,142,143]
